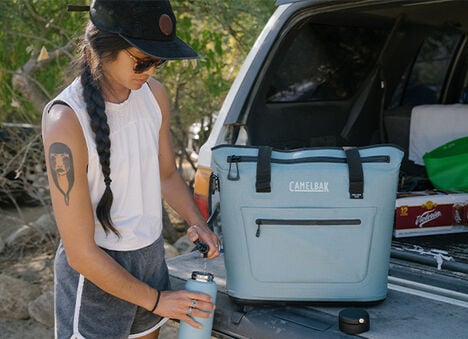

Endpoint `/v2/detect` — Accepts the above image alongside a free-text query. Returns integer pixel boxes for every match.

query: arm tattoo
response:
[48,142,74,206]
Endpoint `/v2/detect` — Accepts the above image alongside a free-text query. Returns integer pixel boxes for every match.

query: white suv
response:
[170,0,468,337]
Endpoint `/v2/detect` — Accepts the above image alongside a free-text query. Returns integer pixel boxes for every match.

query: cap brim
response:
[122,35,198,60]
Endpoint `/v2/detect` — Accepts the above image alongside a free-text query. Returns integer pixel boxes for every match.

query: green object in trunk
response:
[424,136,468,192]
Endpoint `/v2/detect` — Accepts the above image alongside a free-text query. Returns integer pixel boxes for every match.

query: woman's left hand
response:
[187,225,220,259]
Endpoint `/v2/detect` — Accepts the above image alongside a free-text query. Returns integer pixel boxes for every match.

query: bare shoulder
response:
[42,103,87,159]
[43,104,81,138]
[147,77,170,114]
[146,77,166,96]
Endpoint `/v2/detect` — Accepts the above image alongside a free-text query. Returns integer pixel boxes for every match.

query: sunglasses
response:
[124,49,166,74]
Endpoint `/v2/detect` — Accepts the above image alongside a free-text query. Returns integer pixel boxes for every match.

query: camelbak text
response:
[289,181,329,193]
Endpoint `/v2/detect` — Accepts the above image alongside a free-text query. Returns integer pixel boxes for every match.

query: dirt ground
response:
[0,204,184,339]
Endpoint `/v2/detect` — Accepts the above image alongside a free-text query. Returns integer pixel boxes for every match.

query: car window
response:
[393,31,462,106]
[266,23,388,103]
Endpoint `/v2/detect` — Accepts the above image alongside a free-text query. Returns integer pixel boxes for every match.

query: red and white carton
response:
[394,191,468,238]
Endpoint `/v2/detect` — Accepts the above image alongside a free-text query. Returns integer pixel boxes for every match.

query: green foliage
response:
[0,0,87,123]
[164,0,275,147]
[0,0,275,150]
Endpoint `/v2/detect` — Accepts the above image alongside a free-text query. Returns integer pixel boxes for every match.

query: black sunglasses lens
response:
[134,60,156,73]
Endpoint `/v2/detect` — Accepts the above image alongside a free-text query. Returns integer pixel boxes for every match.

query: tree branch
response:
[11,41,75,112]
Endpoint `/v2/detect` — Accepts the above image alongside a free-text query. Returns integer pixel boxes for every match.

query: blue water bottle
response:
[178,271,217,339]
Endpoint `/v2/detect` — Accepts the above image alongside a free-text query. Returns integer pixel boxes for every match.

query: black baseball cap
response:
[70,0,197,60]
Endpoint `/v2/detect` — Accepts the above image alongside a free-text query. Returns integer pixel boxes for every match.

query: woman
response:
[42,1,220,338]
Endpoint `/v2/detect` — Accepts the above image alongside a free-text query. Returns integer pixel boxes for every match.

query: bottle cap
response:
[193,239,209,256]
[338,308,370,334]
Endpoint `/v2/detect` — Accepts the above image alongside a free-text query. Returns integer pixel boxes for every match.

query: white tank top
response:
[43,77,163,251]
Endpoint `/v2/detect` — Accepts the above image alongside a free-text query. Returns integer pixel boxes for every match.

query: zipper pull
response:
[227,155,241,181]
[210,173,220,193]
[256,220,261,238]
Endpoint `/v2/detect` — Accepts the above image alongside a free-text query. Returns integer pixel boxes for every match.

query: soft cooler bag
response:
[211,145,404,303]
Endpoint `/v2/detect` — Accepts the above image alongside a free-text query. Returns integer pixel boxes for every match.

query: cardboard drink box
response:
[394,191,468,237]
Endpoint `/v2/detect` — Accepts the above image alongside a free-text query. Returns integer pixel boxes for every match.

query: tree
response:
[0,0,275,207]
[1,0,274,131]
[0,0,86,123]
[163,0,275,169]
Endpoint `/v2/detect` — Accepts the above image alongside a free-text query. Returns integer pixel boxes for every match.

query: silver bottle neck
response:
[191,271,214,282]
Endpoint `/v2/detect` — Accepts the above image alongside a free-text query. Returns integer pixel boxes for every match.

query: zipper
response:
[227,155,390,164]
[255,218,362,237]
[226,154,389,183]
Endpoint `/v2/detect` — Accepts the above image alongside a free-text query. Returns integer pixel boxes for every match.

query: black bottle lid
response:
[338,308,370,335]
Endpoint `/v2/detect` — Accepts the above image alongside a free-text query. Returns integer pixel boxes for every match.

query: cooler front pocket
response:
[241,207,377,284]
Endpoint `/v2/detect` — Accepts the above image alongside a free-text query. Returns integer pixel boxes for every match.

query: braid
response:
[76,21,130,237]
[81,63,120,237]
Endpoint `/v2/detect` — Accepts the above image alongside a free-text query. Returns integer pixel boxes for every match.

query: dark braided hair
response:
[77,22,131,236]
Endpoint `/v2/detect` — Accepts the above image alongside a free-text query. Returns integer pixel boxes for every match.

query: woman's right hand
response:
[154,290,215,329]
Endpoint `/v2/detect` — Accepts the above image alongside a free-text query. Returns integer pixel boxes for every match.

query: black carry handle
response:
[255,146,363,198]
[255,146,272,193]
[344,147,364,199]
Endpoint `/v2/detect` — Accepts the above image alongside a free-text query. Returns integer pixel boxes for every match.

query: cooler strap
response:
[344,147,364,199]
[256,146,272,193]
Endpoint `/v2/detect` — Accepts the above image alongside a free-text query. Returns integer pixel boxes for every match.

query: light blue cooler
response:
[211,145,403,303]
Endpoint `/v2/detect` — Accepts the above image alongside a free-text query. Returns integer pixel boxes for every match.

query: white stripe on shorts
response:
[72,274,86,339]
[128,317,169,338]
[68,273,168,339]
